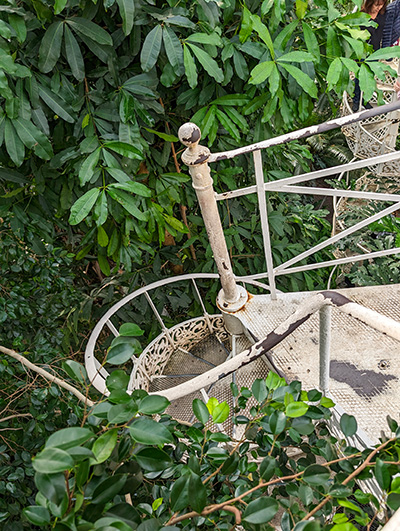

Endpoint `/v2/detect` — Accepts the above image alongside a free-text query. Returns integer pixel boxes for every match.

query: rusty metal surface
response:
[235,284,400,443]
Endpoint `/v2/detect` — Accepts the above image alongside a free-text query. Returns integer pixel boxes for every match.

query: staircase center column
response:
[178,122,248,312]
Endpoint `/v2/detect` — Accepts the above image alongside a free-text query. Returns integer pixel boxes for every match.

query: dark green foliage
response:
[16,373,400,530]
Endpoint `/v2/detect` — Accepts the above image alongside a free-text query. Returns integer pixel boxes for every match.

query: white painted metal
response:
[253,150,277,300]
[381,509,400,531]
[179,123,243,307]
[208,99,400,162]
[274,202,400,274]
[319,306,331,393]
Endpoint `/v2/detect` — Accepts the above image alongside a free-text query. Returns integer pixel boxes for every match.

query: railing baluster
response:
[319,305,331,393]
[253,149,277,300]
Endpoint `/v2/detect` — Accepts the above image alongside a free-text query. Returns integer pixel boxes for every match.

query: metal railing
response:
[178,100,400,305]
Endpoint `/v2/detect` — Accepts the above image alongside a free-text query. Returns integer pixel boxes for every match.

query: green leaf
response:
[91,475,127,504]
[249,61,274,85]
[67,18,113,46]
[278,51,314,63]
[141,25,162,72]
[119,323,144,336]
[35,472,67,505]
[38,84,76,123]
[215,108,240,142]
[327,26,342,59]
[189,473,207,513]
[211,401,230,423]
[183,44,197,88]
[104,141,142,160]
[54,0,67,15]
[38,21,63,73]
[170,474,190,512]
[46,427,93,450]
[107,402,138,424]
[387,492,400,511]
[64,25,85,81]
[91,429,118,464]
[116,0,134,35]
[187,43,224,82]
[111,181,151,197]
[375,458,390,490]
[106,370,129,392]
[302,22,320,61]
[135,448,173,471]
[129,418,174,445]
[23,506,50,526]
[139,395,170,415]
[106,167,131,183]
[33,447,75,474]
[259,455,276,481]
[94,190,108,226]
[252,378,268,402]
[358,63,376,102]
[285,401,309,418]
[367,46,400,61]
[4,119,24,166]
[107,188,147,221]
[269,410,287,434]
[163,26,183,71]
[279,63,317,98]
[9,14,26,43]
[242,497,279,524]
[79,148,101,185]
[340,413,357,437]
[296,0,307,19]
[326,57,343,88]
[192,398,210,424]
[107,342,135,365]
[303,464,330,486]
[13,117,53,160]
[186,32,221,46]
[145,127,179,142]
[62,359,87,383]
[69,188,100,225]
[98,225,109,247]
[251,15,274,59]
[320,396,335,408]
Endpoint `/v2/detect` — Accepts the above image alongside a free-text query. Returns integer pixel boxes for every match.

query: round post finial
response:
[178,122,201,147]
[178,122,210,166]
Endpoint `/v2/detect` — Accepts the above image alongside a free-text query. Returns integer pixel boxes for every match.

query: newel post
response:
[178,122,248,313]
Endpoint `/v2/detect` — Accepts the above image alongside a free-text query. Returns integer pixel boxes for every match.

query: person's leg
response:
[352,78,361,112]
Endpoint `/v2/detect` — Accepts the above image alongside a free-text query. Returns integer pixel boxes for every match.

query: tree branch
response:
[0,345,94,407]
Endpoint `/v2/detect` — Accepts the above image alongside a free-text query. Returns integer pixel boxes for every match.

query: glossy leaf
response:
[242,497,279,524]
[110,181,151,197]
[64,25,85,81]
[62,359,87,383]
[163,26,183,71]
[259,455,276,481]
[107,342,135,365]
[33,447,75,474]
[35,472,67,505]
[192,398,210,424]
[67,18,113,46]
[38,84,76,123]
[340,413,357,437]
[285,401,308,418]
[69,188,100,225]
[187,43,223,82]
[138,395,170,415]
[91,429,118,464]
[279,63,317,98]
[183,44,197,88]
[117,0,135,36]
[104,141,142,160]
[46,427,93,450]
[107,188,147,221]
[141,25,162,72]
[303,464,330,486]
[128,417,174,445]
[38,21,64,73]
[4,119,25,166]
[91,475,127,504]
[135,448,173,471]
[23,506,50,526]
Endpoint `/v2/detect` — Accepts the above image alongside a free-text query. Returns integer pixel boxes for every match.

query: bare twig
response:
[0,413,32,423]
[0,345,94,407]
